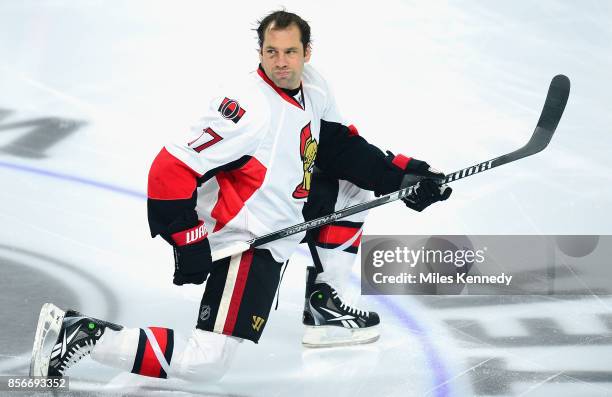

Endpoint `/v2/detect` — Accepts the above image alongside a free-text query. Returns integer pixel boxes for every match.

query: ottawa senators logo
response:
[218,97,246,123]
[293,122,318,199]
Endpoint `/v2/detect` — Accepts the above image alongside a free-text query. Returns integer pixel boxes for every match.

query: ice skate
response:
[302,267,380,347]
[30,303,122,377]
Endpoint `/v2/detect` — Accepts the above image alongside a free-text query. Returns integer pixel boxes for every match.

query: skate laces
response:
[331,290,369,317]
[58,339,94,375]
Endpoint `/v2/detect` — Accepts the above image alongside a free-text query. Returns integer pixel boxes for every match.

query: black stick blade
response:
[537,74,571,132]
[494,74,571,166]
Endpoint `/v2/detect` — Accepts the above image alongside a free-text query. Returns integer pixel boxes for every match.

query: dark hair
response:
[256,10,311,53]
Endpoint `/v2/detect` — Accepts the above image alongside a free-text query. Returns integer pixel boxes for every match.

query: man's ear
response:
[304,45,312,62]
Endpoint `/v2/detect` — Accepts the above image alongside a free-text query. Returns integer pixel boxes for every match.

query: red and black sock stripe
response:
[131,327,174,379]
[315,221,363,254]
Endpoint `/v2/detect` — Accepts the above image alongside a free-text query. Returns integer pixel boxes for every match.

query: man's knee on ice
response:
[170,329,242,382]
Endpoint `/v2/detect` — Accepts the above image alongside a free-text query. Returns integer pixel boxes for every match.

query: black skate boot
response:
[302,266,380,347]
[30,303,123,377]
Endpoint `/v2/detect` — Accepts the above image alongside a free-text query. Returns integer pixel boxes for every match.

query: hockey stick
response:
[211,75,570,261]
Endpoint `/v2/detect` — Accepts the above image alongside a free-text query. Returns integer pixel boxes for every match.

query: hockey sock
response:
[90,327,241,381]
[91,327,174,378]
[312,221,363,289]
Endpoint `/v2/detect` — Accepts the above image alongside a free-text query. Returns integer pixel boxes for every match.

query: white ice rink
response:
[1,1,612,396]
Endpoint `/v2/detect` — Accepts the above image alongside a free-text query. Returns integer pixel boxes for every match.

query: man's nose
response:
[275,52,288,67]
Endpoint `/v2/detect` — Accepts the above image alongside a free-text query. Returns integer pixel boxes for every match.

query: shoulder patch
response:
[218,97,246,123]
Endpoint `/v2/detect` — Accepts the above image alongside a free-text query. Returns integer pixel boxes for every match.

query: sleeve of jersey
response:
[147,95,267,238]
[315,120,404,196]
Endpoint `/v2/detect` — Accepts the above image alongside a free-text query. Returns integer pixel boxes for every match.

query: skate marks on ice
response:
[419,295,612,396]
[467,357,612,396]
[299,340,427,397]
[0,245,120,376]
[412,235,612,394]
[446,317,612,347]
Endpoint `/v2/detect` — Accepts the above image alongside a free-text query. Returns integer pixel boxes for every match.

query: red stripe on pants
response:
[139,328,168,378]
[223,250,254,335]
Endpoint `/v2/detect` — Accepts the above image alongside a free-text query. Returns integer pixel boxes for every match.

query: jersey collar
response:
[257,65,304,110]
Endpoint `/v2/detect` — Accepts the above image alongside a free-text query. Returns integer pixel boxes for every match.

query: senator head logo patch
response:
[218,97,246,123]
[292,122,317,199]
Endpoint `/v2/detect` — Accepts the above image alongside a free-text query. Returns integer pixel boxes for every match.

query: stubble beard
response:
[272,69,299,89]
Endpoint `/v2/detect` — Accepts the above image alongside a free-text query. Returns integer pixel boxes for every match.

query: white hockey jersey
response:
[149,64,345,262]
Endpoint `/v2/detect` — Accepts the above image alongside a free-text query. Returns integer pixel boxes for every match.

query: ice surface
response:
[1,1,611,396]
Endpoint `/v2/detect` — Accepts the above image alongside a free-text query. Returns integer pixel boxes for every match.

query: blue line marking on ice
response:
[1,159,451,396]
[0,161,147,200]
[349,274,451,397]
[374,294,451,397]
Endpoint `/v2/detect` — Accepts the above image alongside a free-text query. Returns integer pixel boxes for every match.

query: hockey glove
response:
[402,177,452,212]
[385,151,452,212]
[164,210,213,286]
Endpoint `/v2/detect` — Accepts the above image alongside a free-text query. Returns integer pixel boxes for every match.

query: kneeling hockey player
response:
[30,10,451,381]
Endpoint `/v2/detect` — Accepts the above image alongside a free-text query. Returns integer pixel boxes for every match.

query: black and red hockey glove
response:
[402,178,452,212]
[163,210,213,286]
[385,151,452,212]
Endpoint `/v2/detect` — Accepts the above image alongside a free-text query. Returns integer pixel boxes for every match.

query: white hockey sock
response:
[91,327,241,382]
[90,327,140,372]
[169,329,242,382]
[314,245,360,292]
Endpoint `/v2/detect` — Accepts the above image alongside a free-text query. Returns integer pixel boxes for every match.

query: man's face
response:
[259,23,311,90]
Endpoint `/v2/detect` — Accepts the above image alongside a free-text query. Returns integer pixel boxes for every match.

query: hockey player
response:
[30,10,451,381]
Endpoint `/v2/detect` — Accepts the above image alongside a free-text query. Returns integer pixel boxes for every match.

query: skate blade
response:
[302,325,380,348]
[29,303,65,377]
